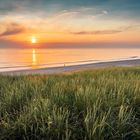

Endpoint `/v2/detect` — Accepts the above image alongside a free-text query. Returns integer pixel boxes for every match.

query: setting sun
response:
[31,37,37,44]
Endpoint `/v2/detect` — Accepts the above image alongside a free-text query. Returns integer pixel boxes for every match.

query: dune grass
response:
[0,67,140,140]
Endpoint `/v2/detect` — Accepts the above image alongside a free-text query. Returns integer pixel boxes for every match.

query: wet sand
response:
[1,59,140,75]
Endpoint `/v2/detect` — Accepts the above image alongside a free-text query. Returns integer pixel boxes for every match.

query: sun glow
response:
[31,36,37,44]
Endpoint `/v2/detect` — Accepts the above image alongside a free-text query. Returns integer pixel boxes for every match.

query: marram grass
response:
[0,67,140,140]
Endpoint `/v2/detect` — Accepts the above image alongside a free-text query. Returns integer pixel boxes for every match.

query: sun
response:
[31,36,37,44]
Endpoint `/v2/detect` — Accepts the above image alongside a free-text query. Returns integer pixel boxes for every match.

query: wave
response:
[0,56,140,72]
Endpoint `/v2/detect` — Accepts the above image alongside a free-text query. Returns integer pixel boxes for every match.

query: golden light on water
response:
[32,49,37,67]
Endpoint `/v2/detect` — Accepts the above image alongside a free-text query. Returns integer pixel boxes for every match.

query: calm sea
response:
[0,48,140,72]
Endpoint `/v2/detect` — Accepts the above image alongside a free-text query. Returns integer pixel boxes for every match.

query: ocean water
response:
[0,48,140,72]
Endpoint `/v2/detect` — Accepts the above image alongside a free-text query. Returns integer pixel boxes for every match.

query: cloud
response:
[0,1,22,15]
[102,10,108,15]
[0,0,45,16]
[0,0,140,19]
[69,30,122,35]
[47,8,109,24]
[68,24,140,35]
[0,23,25,37]
[53,10,80,19]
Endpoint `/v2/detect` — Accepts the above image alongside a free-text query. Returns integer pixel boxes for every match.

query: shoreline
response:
[1,59,140,75]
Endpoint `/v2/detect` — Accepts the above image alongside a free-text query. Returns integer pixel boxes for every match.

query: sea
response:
[0,47,140,72]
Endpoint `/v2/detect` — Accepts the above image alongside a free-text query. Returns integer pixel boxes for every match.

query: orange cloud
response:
[0,22,25,37]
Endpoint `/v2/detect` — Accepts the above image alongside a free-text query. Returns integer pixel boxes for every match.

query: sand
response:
[1,59,140,75]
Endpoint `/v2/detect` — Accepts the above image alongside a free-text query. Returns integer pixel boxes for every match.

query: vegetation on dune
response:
[0,67,140,140]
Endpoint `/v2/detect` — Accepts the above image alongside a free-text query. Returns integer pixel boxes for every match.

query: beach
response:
[1,58,140,75]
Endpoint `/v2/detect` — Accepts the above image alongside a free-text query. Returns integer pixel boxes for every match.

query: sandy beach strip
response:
[1,59,140,75]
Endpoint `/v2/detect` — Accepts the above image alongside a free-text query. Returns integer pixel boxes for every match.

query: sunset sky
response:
[0,0,140,48]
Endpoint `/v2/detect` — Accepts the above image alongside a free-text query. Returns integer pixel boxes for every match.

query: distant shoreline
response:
[1,59,140,75]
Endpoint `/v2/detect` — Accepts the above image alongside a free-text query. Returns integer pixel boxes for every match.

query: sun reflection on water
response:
[32,49,37,68]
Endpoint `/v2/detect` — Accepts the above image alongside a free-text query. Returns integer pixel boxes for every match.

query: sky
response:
[0,0,140,48]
